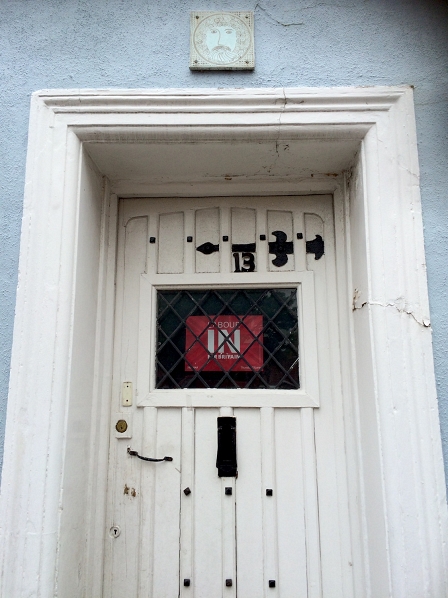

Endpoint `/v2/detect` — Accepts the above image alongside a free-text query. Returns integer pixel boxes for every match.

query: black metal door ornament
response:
[127,447,173,462]
[268,230,294,267]
[196,241,219,255]
[306,234,325,260]
[216,417,237,477]
[231,243,256,253]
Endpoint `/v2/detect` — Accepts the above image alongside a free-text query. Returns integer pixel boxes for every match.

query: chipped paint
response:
[353,289,431,327]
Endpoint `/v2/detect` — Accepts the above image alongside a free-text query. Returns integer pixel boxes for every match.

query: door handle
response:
[127,447,173,462]
[216,417,237,477]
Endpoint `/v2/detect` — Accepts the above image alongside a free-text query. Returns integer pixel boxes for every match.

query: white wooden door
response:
[104,196,359,598]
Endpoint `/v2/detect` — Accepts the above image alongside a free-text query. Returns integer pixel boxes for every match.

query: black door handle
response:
[216,417,237,477]
[127,447,173,462]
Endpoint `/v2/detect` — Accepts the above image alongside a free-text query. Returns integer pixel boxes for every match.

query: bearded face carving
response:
[206,26,238,64]
[191,12,254,70]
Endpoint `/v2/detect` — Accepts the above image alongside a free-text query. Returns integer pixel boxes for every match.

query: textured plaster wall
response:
[1,0,448,485]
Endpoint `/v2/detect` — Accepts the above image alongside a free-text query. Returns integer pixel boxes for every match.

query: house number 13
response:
[233,252,255,272]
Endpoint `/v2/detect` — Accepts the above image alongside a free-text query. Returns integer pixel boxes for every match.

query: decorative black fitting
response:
[223,235,229,242]
[297,232,303,239]
[183,487,191,495]
[217,417,237,477]
[127,447,173,462]
[196,241,219,255]
[184,579,191,587]
[266,488,273,496]
[225,487,232,495]
[226,579,233,587]
[306,234,324,260]
[231,242,256,252]
[149,237,156,244]
[268,230,294,267]
[187,236,193,243]
[269,580,276,588]
[260,234,266,241]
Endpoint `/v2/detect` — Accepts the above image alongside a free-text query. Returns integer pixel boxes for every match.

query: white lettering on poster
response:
[207,328,240,354]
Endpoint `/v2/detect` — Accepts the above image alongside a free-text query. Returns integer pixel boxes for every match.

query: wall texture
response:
[1,0,448,486]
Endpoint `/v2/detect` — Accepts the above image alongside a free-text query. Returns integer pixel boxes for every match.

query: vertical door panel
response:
[138,407,158,596]
[151,408,182,597]
[305,211,353,598]
[231,208,256,246]
[235,408,265,598]
[158,212,184,273]
[260,407,279,594]
[300,408,322,598]
[193,408,223,597]
[195,207,220,273]
[219,407,237,598]
[106,215,148,598]
[221,473,236,598]
[231,208,257,273]
[180,407,195,597]
[267,210,295,271]
[275,408,308,597]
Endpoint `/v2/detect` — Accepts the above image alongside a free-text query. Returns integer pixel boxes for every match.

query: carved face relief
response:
[190,12,254,70]
[205,25,238,63]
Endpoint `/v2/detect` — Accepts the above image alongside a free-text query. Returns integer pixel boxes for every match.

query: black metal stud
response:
[187,236,193,243]
[149,237,156,244]
[225,487,233,495]
[260,234,266,241]
[297,232,303,239]
[223,235,229,242]
[184,579,191,587]
[269,580,276,588]
[226,579,233,587]
[266,488,273,496]
[183,487,191,495]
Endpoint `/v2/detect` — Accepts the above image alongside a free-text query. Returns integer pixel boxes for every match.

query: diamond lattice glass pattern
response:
[156,288,299,389]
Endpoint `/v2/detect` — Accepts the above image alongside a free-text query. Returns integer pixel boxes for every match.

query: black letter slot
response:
[216,417,237,477]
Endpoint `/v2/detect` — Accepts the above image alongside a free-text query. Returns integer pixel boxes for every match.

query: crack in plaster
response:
[376,131,420,185]
[251,88,287,177]
[254,1,368,24]
[297,2,366,9]
[254,2,304,26]
[352,289,431,327]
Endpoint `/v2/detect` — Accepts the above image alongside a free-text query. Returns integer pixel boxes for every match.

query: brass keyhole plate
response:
[115,419,128,433]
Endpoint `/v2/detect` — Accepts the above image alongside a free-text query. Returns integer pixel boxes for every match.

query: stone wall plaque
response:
[190,11,255,71]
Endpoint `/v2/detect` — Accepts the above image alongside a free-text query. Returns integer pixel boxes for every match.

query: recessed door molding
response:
[0,87,447,597]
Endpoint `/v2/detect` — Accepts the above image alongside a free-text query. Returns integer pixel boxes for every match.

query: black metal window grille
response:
[156,288,299,390]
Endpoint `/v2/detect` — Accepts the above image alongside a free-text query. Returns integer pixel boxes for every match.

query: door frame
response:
[1,87,447,597]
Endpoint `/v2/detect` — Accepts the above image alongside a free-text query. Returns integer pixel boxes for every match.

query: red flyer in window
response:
[185,315,263,372]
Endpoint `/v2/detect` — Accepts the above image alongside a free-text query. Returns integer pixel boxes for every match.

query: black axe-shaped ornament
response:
[305,235,324,260]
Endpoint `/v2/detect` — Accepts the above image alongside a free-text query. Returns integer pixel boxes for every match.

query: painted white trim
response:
[0,87,447,597]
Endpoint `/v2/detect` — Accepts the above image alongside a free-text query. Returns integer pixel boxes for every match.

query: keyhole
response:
[109,525,121,538]
[115,419,128,433]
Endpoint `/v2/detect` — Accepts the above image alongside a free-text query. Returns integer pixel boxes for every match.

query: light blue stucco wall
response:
[1,0,448,487]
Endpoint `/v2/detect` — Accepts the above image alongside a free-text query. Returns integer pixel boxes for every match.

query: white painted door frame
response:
[1,87,447,597]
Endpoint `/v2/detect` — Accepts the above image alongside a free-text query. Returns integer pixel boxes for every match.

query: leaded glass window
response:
[156,288,299,389]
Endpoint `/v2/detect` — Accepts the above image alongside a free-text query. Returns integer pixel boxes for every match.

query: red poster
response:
[185,315,263,372]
